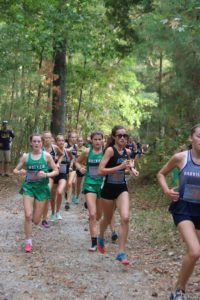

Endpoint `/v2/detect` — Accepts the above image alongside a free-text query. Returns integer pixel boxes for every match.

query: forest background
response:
[1,0,200,241]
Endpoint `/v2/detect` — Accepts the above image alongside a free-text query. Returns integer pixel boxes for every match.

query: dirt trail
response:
[0,177,200,300]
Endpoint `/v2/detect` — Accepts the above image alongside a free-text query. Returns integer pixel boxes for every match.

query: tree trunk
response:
[51,41,67,135]
[33,50,44,131]
[76,56,87,129]
[158,52,164,137]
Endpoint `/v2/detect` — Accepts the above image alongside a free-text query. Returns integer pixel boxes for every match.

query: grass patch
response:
[130,180,178,247]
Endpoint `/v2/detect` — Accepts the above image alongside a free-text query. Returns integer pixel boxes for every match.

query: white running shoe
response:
[56,211,62,220]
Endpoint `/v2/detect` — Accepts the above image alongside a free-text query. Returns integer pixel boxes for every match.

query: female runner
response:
[51,134,72,220]
[41,131,63,227]
[98,125,139,265]
[76,131,104,251]
[76,136,87,201]
[13,133,58,252]
[157,124,200,300]
[65,132,78,209]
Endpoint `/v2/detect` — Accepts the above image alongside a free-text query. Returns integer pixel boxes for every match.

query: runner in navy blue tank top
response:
[41,131,63,227]
[157,124,200,300]
[64,132,78,209]
[98,125,139,265]
[51,135,72,221]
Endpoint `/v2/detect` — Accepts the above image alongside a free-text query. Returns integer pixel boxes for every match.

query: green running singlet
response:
[82,147,103,197]
[19,151,51,201]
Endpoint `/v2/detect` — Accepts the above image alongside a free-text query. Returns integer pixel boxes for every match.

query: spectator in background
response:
[0,121,15,176]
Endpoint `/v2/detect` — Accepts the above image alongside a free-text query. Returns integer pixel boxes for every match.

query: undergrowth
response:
[129,178,178,247]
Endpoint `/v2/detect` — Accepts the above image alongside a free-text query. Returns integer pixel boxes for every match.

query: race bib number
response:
[59,164,67,174]
[183,184,200,204]
[88,166,99,178]
[107,171,125,184]
[26,170,43,183]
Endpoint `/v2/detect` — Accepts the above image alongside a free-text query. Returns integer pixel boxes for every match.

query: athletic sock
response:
[25,239,32,245]
[91,237,97,247]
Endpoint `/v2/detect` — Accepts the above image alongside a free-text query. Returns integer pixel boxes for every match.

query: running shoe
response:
[56,211,62,220]
[116,252,129,265]
[72,195,79,204]
[41,220,50,228]
[97,237,106,254]
[24,243,32,253]
[65,202,70,210]
[50,214,57,222]
[170,289,186,300]
[88,245,97,252]
[111,231,118,243]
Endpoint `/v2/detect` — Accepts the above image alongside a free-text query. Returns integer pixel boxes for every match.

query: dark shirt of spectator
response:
[0,121,15,150]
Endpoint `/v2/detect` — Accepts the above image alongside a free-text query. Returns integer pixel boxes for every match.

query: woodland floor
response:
[0,176,200,300]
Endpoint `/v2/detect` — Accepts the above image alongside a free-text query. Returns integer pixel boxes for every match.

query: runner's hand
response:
[79,167,86,174]
[37,171,47,178]
[130,167,139,177]
[19,169,26,175]
[164,188,179,201]
[119,160,130,170]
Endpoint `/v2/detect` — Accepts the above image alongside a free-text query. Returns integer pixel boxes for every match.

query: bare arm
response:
[54,144,64,157]
[157,152,185,201]
[126,149,139,177]
[13,153,27,175]
[75,149,89,174]
[98,147,130,176]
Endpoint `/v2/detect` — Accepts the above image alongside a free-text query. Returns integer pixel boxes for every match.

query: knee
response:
[189,248,200,260]
[96,212,102,221]
[103,215,112,225]
[67,182,72,189]
[25,213,32,222]
[57,190,62,196]
[121,215,129,225]
[89,212,96,222]
[33,218,40,225]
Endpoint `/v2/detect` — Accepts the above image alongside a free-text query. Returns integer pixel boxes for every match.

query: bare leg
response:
[175,221,200,291]
[33,200,48,225]
[56,179,66,212]
[4,162,10,175]
[23,195,34,239]
[99,199,115,238]
[86,193,98,237]
[116,191,129,253]
[51,184,57,215]
[66,171,76,203]
[42,178,53,222]
[76,176,83,199]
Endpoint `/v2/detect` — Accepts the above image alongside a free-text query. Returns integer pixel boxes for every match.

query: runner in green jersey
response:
[76,131,104,251]
[13,133,58,253]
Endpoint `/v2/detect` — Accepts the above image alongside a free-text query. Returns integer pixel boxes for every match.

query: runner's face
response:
[70,134,77,145]
[191,127,200,151]
[114,129,128,147]
[77,138,83,147]
[92,135,103,150]
[43,133,52,146]
[31,137,42,150]
[57,137,65,148]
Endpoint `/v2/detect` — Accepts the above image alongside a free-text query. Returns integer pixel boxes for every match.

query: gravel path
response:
[0,177,200,300]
